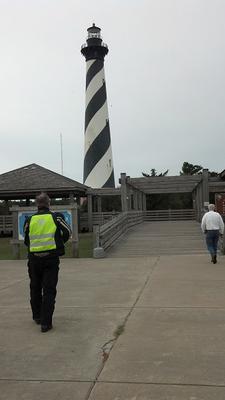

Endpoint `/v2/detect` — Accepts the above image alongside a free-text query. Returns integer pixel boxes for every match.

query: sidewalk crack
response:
[85,256,160,400]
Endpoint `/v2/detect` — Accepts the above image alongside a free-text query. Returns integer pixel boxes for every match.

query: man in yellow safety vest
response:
[24,192,71,332]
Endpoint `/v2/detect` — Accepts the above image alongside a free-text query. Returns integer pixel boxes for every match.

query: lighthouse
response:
[81,24,115,188]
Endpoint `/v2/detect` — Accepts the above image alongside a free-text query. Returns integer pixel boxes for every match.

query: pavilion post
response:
[71,203,79,257]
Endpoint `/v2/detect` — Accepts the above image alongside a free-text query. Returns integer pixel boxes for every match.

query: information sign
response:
[18,210,72,240]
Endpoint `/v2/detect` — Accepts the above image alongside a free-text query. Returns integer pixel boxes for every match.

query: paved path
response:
[108,221,206,257]
[1,251,225,399]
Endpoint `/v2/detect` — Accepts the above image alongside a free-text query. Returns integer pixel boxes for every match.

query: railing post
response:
[93,225,105,258]
[87,194,93,232]
[142,193,147,211]
[120,173,128,212]
[137,192,141,210]
[133,190,138,210]
[196,184,202,222]
[202,169,209,206]
[11,206,20,259]
[71,203,79,258]
[93,225,100,248]
[97,196,102,212]
[221,233,225,255]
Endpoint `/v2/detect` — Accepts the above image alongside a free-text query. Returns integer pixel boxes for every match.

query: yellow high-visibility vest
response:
[29,214,57,252]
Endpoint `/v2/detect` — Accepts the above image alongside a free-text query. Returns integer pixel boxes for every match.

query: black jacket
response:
[24,208,71,258]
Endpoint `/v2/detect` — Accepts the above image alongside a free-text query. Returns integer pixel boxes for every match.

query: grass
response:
[0,233,93,260]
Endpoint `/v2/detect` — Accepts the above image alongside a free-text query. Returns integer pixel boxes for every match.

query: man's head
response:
[35,192,50,209]
[208,204,216,211]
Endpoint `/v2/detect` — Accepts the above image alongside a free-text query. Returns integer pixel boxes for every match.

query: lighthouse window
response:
[88,32,101,39]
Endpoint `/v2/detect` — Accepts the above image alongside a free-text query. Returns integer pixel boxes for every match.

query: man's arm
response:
[201,214,206,233]
[23,217,30,247]
[56,214,72,243]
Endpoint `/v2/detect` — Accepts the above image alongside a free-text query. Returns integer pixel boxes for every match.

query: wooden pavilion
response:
[0,163,88,204]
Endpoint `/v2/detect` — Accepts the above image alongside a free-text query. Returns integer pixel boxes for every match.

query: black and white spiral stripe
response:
[83,59,115,188]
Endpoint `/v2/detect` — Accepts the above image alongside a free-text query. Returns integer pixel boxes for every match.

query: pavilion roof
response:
[0,163,88,199]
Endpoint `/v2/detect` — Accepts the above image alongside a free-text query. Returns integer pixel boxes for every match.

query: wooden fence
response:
[144,209,196,221]
[79,211,120,231]
[0,209,195,236]
[0,215,13,234]
[0,212,119,235]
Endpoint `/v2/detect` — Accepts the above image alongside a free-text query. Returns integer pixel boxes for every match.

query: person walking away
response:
[201,203,224,264]
[24,192,71,332]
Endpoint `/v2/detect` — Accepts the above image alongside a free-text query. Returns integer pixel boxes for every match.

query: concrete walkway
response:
[1,253,225,399]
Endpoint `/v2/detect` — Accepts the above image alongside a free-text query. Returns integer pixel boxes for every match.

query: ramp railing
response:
[145,209,196,221]
[93,211,144,256]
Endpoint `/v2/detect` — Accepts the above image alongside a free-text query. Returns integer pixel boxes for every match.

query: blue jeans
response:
[205,230,219,256]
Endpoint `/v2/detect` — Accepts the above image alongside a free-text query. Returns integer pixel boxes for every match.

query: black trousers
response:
[28,256,59,326]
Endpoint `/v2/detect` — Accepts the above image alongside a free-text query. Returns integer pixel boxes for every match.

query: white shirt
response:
[201,211,224,234]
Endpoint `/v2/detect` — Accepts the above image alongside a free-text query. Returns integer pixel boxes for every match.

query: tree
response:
[209,171,219,177]
[180,162,202,175]
[158,169,169,177]
[142,169,169,177]
[180,162,219,177]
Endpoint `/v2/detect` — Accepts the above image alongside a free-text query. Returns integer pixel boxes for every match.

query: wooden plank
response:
[139,188,198,194]
[87,188,121,196]
[128,176,202,194]
[129,176,201,183]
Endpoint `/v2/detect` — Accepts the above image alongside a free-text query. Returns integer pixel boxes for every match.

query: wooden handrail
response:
[93,211,144,253]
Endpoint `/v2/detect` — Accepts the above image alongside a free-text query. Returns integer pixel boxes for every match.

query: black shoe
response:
[41,324,53,333]
[33,318,41,325]
[213,255,217,264]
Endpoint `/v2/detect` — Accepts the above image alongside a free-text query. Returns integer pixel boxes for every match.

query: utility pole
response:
[60,133,64,175]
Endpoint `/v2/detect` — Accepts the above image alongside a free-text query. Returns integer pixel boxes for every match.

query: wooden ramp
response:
[107,220,206,257]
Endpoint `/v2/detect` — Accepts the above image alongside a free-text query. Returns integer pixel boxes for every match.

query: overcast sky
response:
[1,0,225,185]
